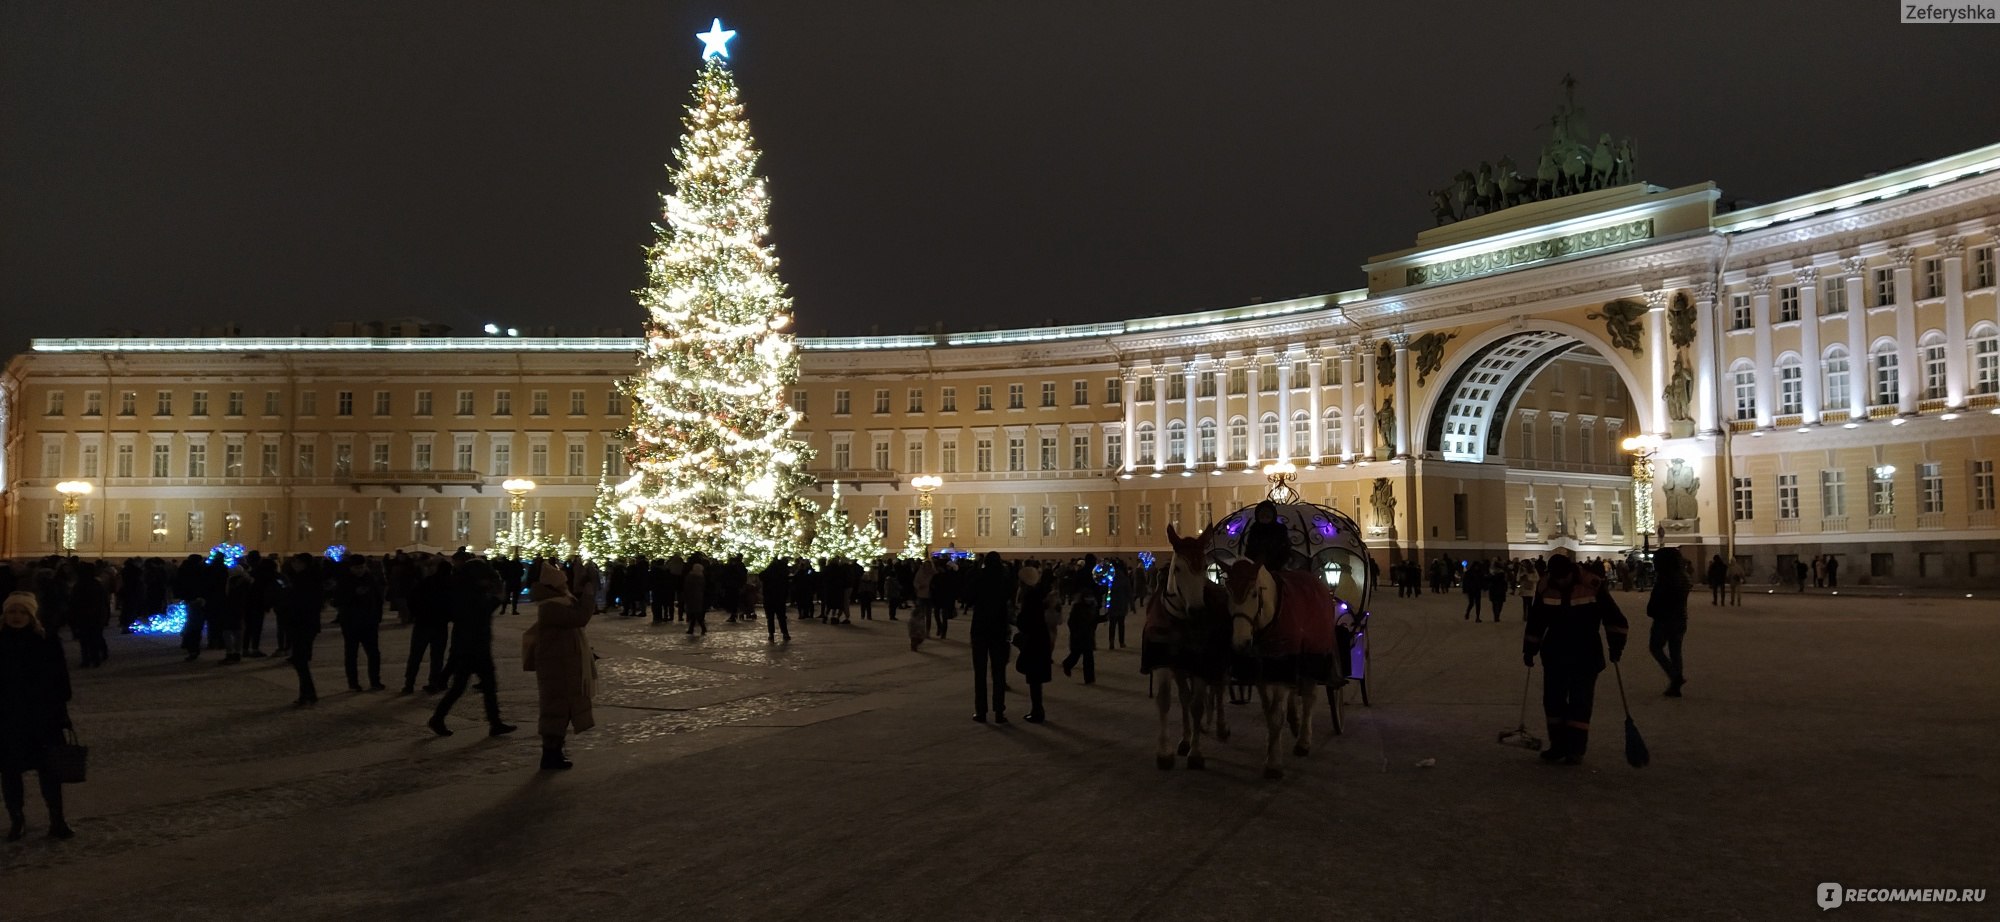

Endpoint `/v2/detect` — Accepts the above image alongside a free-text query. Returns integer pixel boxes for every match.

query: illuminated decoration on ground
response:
[697,18,736,60]
[325,544,347,562]
[208,542,247,567]
[132,601,188,636]
[610,39,815,566]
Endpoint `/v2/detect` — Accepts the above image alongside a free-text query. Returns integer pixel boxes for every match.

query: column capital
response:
[1889,245,1917,268]
[1939,235,1966,259]
[1120,367,1139,382]
[1389,330,1411,349]
[1793,264,1819,285]
[1746,274,1771,294]
[1643,289,1670,310]
[1306,345,1324,363]
[1694,281,1718,302]
[1841,255,1868,275]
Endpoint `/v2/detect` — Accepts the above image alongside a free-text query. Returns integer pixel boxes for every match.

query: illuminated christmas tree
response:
[577,466,627,563]
[615,20,815,565]
[805,481,886,563]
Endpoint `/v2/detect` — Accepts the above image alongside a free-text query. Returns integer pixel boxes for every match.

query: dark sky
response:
[5,2,1997,342]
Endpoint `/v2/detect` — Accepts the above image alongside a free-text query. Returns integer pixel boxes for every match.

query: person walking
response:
[969,552,1012,722]
[333,557,385,691]
[1,592,73,841]
[1705,555,1728,607]
[1646,546,1691,697]
[1522,555,1629,765]
[1462,560,1488,622]
[761,558,792,642]
[1105,561,1133,649]
[1486,561,1511,623]
[278,554,325,707]
[68,568,111,669]
[681,554,708,635]
[1012,563,1056,723]
[1060,572,1100,685]
[528,566,597,771]
[401,559,453,694]
[1824,554,1840,589]
[429,552,516,738]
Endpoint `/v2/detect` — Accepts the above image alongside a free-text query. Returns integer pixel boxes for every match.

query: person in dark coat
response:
[1705,555,1728,607]
[1486,562,1511,623]
[1647,546,1691,697]
[244,555,278,657]
[1060,577,1100,684]
[1012,564,1055,723]
[429,552,515,737]
[969,553,1013,722]
[1523,554,1629,765]
[277,555,325,706]
[402,559,454,694]
[118,558,146,633]
[172,555,205,660]
[68,569,111,668]
[1105,560,1133,649]
[333,557,385,691]
[1243,500,1290,574]
[1462,559,1488,622]
[761,558,791,642]
[1,591,74,840]
[649,558,678,623]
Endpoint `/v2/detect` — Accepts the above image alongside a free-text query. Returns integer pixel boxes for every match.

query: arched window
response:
[1228,416,1248,462]
[1290,411,1311,459]
[1259,412,1281,459]
[1167,419,1187,465]
[1323,408,1343,456]
[1972,323,2000,396]
[1920,330,1947,401]
[1197,418,1217,464]
[1823,344,1852,410]
[1137,422,1156,466]
[1871,339,1900,407]
[1731,359,1757,421]
[1776,353,1804,416]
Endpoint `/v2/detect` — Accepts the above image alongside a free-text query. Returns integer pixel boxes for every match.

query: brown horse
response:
[1223,558,1339,779]
[1144,524,1230,770]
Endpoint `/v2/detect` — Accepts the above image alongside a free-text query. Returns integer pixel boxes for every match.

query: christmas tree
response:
[577,466,627,563]
[615,20,815,565]
[805,481,886,563]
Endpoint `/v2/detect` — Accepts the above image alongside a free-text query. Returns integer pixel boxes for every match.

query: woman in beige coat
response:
[528,565,596,771]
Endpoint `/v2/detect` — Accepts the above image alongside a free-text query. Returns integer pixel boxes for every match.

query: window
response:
[1973,460,1995,511]
[1071,434,1089,470]
[1873,268,1894,307]
[1041,382,1056,408]
[872,438,890,471]
[492,443,511,476]
[874,389,890,414]
[1292,362,1310,390]
[372,442,391,472]
[1259,413,1280,459]
[1041,506,1055,538]
[1197,372,1215,398]
[1009,507,1023,538]
[1107,505,1120,536]
[1260,365,1278,393]
[1821,469,1847,518]
[188,511,205,544]
[1168,375,1186,400]
[1167,421,1186,465]
[975,438,992,473]
[1137,504,1152,537]
[493,390,512,415]
[1323,410,1343,455]
[977,386,993,410]
[1520,418,1535,460]
[1777,356,1803,416]
[115,444,133,478]
[1007,436,1025,472]
[907,441,924,474]
[940,437,958,473]
[1921,462,1943,514]
[78,443,98,478]
[1778,473,1800,520]
[567,443,585,476]
[1139,377,1156,402]
[1008,384,1024,409]
[529,443,548,477]
[602,443,626,476]
[263,443,281,477]
[120,391,137,416]
[791,390,809,415]
[1871,343,1900,406]
[1073,380,1089,406]
[1105,377,1122,404]
[1732,361,1757,421]
[155,390,173,416]
[1170,503,1184,529]
[42,513,59,546]
[832,440,851,471]
[298,443,318,477]
[1137,423,1155,466]
[186,443,207,478]
[116,512,130,543]
[416,390,433,416]
[1229,417,1248,462]
[1551,418,1566,462]
[1291,411,1310,458]
[1197,419,1216,463]
[605,391,625,416]
[264,390,281,416]
[415,441,434,472]
[1778,285,1800,322]
[1037,436,1056,471]
[1824,346,1852,409]
[1921,257,1943,299]
[335,390,352,416]
[41,443,61,478]
[1975,246,1995,289]
[941,508,957,539]
[371,391,389,416]
[333,443,352,476]
[1731,294,1752,330]
[225,442,244,478]
[976,508,991,538]
[1229,367,1247,395]
[453,441,471,473]
[456,390,474,415]
[570,390,586,415]
[1973,325,2000,395]
[530,390,548,416]
[191,391,209,416]
[908,388,924,413]
[1105,432,1122,468]
[1921,332,1947,401]
[1871,468,1895,516]
[941,387,957,412]
[153,512,169,544]
[1732,477,1753,521]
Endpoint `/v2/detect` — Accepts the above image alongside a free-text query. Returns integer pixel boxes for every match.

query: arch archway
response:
[1420,319,1654,463]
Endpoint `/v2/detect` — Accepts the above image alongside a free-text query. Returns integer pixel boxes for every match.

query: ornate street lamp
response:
[55,481,92,554]
[502,478,537,559]
[1621,434,1663,555]
[1262,460,1299,504]
[910,474,942,555]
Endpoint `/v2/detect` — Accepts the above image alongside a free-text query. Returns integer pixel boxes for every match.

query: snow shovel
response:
[1497,666,1543,751]
[1614,661,1650,768]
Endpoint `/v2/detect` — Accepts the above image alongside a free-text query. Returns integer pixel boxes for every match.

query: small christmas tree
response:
[805,481,885,563]
[615,20,814,567]
[577,466,627,563]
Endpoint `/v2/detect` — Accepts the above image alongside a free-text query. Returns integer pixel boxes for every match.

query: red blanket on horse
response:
[1258,571,1337,658]
[1140,584,1231,680]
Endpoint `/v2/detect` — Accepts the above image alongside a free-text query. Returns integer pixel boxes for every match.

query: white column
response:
[1213,364,1231,464]
[1892,245,1919,415]
[1245,359,1261,467]
[1183,363,1199,468]
[1392,332,1413,458]
[1645,289,1669,435]
[1361,341,1379,459]
[1339,344,1357,460]
[1796,265,1822,423]
[1275,353,1294,462]
[1844,258,1869,420]
[1120,368,1138,472]
[1750,276,1775,428]
[1694,282,1720,435]
[1151,368,1167,472]
[1942,237,1968,408]
[1306,347,1325,465]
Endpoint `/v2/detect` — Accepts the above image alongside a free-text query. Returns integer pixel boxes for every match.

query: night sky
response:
[4,1,1997,344]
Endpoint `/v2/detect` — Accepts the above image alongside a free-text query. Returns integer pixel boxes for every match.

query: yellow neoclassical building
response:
[7,142,1999,587]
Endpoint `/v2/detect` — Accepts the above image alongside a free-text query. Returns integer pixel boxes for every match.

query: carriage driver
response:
[1244,501,1290,574]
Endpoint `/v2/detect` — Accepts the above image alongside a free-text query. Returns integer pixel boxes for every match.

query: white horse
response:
[1148,525,1229,770]
[1222,559,1325,780]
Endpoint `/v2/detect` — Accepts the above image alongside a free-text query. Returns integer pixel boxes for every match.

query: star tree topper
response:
[698,18,737,60]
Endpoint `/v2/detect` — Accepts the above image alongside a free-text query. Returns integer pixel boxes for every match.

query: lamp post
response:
[1621,434,1663,555]
[1262,460,1299,504]
[502,478,537,559]
[55,481,92,555]
[910,474,941,555]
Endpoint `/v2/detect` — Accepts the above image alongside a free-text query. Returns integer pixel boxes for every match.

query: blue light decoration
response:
[697,17,736,60]
[1136,551,1156,570]
[1313,516,1338,539]
[325,544,347,562]
[132,601,188,636]
[208,542,247,568]
[1092,561,1116,589]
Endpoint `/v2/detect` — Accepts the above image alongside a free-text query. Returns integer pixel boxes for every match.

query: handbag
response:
[49,728,88,784]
